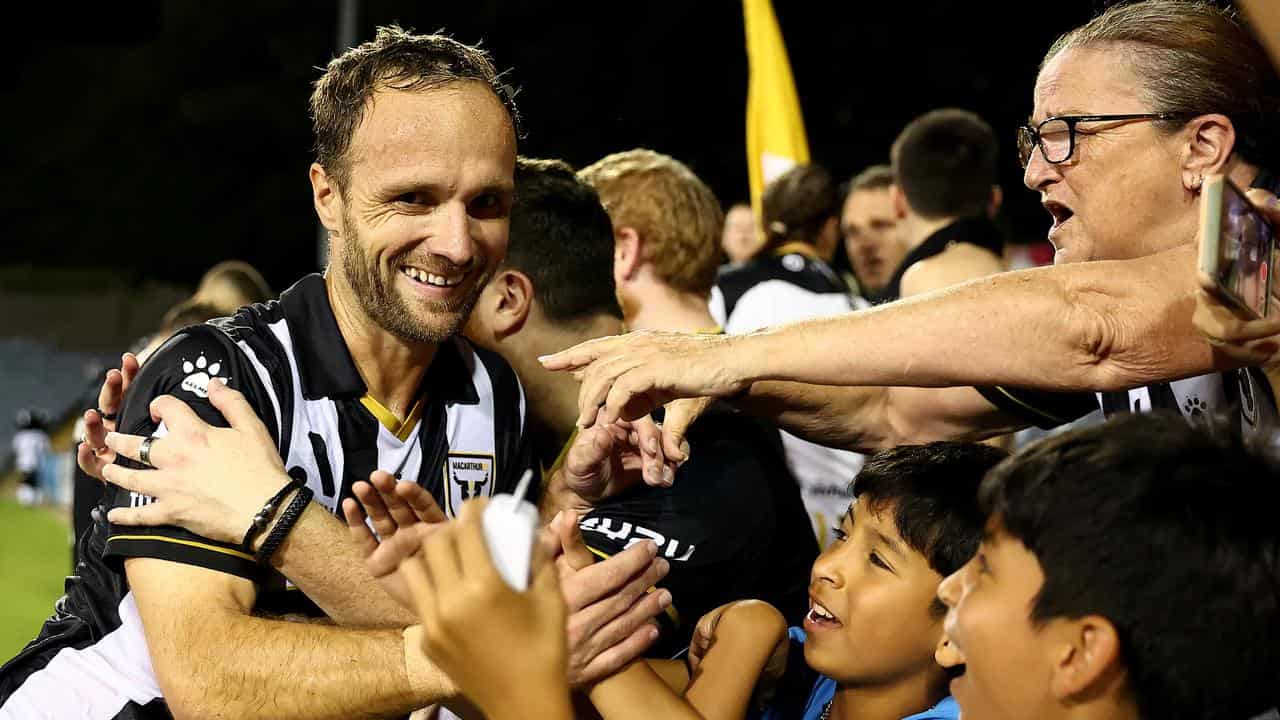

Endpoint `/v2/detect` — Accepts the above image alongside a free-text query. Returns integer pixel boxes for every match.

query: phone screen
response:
[1213,180,1277,317]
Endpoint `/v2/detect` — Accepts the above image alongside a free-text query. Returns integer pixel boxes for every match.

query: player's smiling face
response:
[331,82,516,344]
[803,498,948,691]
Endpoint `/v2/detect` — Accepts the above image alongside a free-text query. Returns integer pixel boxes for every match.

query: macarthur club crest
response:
[444,452,496,517]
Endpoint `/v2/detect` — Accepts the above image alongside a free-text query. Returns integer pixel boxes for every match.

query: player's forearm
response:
[734,247,1219,393]
[269,504,416,627]
[154,614,452,719]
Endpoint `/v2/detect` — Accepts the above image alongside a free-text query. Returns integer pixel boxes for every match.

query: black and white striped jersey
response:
[0,273,533,719]
[708,247,869,549]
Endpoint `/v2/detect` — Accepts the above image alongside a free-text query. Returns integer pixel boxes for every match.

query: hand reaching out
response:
[77,352,141,481]
[342,470,449,610]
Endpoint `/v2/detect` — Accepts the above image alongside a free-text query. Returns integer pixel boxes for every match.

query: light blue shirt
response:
[771,628,960,720]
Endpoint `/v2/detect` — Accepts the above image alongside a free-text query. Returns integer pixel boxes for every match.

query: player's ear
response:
[311,163,343,236]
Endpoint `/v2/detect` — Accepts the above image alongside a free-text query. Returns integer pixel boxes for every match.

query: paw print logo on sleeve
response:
[179,354,228,399]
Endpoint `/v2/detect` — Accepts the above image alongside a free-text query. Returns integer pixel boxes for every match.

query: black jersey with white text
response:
[579,403,819,658]
[0,274,533,720]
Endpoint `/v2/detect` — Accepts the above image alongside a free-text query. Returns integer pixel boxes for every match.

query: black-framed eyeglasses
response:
[1016,113,1195,168]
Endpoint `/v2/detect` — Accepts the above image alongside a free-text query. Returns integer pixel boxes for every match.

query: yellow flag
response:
[744,0,810,214]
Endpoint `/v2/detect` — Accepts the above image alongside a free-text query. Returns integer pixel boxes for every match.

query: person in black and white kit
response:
[710,164,865,548]
[0,27,669,720]
[11,410,50,507]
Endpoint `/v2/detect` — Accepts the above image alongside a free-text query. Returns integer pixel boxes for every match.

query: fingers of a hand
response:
[106,502,171,527]
[367,471,417,529]
[557,510,595,572]
[148,395,203,433]
[100,462,157,496]
[84,410,109,448]
[573,620,661,687]
[207,379,264,432]
[602,371,659,427]
[575,354,641,428]
[1195,289,1280,341]
[564,426,614,478]
[564,541,660,610]
[341,498,381,559]
[121,353,140,388]
[105,432,169,468]
[580,558,670,631]
[661,399,705,463]
[99,369,124,415]
[538,337,615,371]
[395,482,447,524]
[76,442,112,481]
[353,481,396,538]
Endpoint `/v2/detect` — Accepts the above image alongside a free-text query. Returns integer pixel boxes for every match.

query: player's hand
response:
[342,470,449,610]
[539,331,749,432]
[401,498,571,719]
[550,509,672,688]
[101,378,291,546]
[1194,190,1280,369]
[77,353,142,481]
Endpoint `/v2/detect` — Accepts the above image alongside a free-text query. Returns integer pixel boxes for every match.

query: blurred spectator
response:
[12,409,50,506]
[709,163,865,547]
[192,260,273,315]
[840,164,910,301]
[721,202,763,266]
[879,108,1005,303]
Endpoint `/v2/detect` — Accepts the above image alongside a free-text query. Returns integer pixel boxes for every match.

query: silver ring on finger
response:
[139,435,157,467]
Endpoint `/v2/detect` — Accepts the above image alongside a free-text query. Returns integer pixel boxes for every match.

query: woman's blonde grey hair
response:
[1045,0,1279,168]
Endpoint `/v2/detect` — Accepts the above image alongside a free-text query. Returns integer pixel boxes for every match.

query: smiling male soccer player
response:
[0,27,666,720]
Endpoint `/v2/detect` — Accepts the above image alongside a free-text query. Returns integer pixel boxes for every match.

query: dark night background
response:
[1,0,1121,292]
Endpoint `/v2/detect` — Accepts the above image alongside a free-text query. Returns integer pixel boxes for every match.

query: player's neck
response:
[624,284,719,334]
[830,669,946,720]
[903,213,961,251]
[325,274,434,420]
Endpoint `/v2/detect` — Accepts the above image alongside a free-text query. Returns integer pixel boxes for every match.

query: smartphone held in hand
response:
[1199,175,1278,318]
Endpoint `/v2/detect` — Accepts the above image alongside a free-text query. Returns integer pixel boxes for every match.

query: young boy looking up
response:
[584,442,1008,720]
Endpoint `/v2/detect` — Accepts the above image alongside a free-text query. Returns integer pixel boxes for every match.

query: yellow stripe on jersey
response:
[360,394,425,442]
[108,534,255,562]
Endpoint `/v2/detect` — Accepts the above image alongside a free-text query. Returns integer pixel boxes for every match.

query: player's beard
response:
[338,212,492,345]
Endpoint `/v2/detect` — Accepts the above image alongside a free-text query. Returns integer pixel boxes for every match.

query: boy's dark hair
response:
[980,411,1280,720]
[853,442,1010,616]
[890,109,998,220]
[761,164,840,253]
[507,157,622,323]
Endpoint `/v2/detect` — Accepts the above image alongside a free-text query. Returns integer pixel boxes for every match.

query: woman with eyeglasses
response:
[541,0,1280,457]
